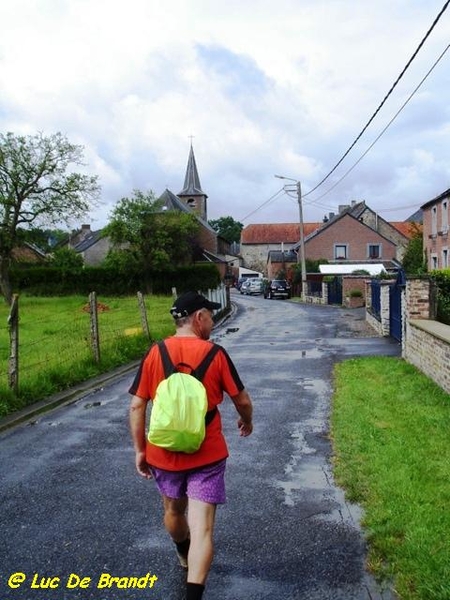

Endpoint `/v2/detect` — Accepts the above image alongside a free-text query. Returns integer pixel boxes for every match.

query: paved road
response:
[0,292,401,600]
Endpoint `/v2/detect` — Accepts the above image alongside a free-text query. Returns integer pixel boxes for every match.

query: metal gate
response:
[327,277,343,305]
[389,270,406,342]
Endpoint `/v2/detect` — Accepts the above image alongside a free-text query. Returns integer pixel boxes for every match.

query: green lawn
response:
[332,356,450,600]
[0,294,175,416]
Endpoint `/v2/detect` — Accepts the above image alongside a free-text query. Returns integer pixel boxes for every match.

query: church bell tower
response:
[177,144,208,221]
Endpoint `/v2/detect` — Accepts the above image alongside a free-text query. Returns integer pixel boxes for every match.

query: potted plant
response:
[347,289,364,308]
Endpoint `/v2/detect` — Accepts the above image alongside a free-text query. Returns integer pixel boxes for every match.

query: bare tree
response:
[0,132,100,304]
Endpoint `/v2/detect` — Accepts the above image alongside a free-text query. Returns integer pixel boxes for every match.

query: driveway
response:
[0,292,400,600]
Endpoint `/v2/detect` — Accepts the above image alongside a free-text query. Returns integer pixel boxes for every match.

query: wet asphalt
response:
[0,291,401,600]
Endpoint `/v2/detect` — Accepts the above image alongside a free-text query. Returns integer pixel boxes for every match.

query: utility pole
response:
[296,180,307,300]
[275,175,307,301]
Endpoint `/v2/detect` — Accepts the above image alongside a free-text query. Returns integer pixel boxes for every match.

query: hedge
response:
[430,270,450,325]
[9,263,221,296]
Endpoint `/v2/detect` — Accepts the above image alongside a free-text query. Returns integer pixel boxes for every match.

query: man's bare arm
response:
[230,389,253,437]
[129,395,152,479]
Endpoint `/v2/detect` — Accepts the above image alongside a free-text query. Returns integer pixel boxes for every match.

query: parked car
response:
[236,276,251,291]
[239,280,250,294]
[242,279,264,295]
[264,279,291,299]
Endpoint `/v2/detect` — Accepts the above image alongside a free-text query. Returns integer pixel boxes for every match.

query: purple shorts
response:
[150,459,227,505]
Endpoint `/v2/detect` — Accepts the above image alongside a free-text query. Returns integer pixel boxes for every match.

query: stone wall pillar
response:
[405,278,433,320]
[380,282,391,336]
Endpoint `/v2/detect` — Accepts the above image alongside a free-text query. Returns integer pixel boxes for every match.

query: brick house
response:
[421,188,450,270]
[302,212,398,263]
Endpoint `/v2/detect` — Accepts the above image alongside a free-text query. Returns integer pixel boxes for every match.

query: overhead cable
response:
[307,43,450,204]
[303,0,450,198]
[240,187,285,222]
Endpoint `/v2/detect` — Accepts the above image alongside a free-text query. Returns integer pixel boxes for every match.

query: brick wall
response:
[402,278,450,394]
[406,321,450,393]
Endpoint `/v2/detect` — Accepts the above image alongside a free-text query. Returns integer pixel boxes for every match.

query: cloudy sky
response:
[1,0,449,229]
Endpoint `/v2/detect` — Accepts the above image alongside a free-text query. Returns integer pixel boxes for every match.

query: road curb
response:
[0,361,141,434]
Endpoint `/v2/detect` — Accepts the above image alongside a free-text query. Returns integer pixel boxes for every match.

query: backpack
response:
[148,341,221,453]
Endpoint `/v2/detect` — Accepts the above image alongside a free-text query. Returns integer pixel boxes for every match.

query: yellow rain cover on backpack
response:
[149,372,208,453]
[148,342,220,454]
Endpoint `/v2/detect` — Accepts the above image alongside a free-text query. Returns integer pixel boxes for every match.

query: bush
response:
[430,270,450,325]
[349,289,363,298]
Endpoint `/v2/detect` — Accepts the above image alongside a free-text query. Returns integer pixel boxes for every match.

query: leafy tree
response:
[105,189,200,272]
[208,216,243,243]
[0,132,100,304]
[49,247,84,270]
[402,225,426,275]
[292,259,328,282]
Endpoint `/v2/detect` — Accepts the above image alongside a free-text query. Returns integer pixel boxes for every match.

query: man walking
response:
[129,291,253,600]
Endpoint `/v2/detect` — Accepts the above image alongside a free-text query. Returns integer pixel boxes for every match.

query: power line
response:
[240,187,285,222]
[303,0,450,198]
[306,43,450,204]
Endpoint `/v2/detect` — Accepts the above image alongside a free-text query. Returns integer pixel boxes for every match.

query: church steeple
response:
[178,144,208,221]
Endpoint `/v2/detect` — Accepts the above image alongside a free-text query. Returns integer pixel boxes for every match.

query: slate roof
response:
[420,187,450,210]
[406,208,423,223]
[158,189,216,234]
[241,223,321,244]
[178,145,207,198]
[159,188,192,213]
[73,230,103,252]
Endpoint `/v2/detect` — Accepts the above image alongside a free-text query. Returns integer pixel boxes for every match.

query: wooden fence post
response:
[7,294,19,394]
[89,291,101,363]
[137,291,151,339]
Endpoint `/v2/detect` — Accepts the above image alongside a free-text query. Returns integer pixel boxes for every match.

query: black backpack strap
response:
[195,344,221,427]
[157,341,176,378]
[205,407,217,425]
[193,344,221,381]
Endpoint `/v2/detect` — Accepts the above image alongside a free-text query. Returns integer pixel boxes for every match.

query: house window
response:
[368,244,381,259]
[187,198,197,208]
[443,248,448,268]
[334,244,348,259]
[432,206,438,236]
[431,254,438,270]
[442,200,448,233]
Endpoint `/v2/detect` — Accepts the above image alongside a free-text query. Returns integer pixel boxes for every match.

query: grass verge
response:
[332,356,450,600]
[0,294,175,417]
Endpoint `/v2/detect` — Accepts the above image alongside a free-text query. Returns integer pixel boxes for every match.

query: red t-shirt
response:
[129,336,245,471]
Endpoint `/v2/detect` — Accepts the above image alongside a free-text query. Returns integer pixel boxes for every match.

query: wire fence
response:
[1,285,229,402]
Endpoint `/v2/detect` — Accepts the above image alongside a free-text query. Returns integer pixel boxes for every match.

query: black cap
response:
[170,291,221,319]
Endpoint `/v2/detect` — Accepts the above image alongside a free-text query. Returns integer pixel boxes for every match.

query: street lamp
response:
[275,175,307,300]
